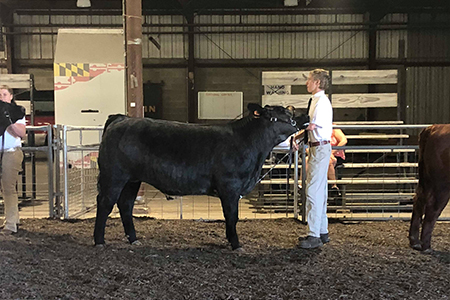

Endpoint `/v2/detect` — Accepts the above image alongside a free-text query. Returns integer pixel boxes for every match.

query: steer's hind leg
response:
[117,181,141,244]
[219,194,241,250]
[420,190,450,251]
[409,189,427,250]
[94,193,118,245]
[94,178,128,246]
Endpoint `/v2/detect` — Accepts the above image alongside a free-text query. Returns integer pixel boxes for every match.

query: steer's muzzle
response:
[294,114,310,129]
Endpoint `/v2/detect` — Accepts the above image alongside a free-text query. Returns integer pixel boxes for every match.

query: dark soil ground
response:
[1,218,449,300]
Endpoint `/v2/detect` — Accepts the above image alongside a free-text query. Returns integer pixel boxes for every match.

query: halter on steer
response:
[256,114,303,185]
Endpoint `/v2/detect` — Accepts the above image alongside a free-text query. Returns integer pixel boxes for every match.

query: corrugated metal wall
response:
[5,11,450,123]
[195,14,367,59]
[406,67,450,124]
[408,13,450,61]
[144,15,186,59]
[9,13,420,61]
[13,14,123,60]
[378,14,408,59]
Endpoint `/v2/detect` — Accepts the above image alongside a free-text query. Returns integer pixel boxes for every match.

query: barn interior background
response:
[0,0,449,221]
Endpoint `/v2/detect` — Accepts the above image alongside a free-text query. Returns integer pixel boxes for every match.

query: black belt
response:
[309,140,330,147]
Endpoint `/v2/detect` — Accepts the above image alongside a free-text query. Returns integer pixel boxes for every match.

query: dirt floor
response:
[0,218,449,300]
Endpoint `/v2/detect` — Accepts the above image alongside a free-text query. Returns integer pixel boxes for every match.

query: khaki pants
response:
[1,149,23,232]
[305,144,331,237]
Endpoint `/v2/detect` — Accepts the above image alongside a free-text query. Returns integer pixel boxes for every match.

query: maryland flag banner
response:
[54,63,124,91]
[54,63,90,77]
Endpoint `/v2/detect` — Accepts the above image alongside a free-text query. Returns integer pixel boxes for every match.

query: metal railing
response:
[9,123,449,223]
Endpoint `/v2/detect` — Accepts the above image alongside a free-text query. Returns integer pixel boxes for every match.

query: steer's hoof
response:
[95,244,106,249]
[233,247,245,252]
[131,240,142,246]
[422,247,433,254]
[411,243,422,251]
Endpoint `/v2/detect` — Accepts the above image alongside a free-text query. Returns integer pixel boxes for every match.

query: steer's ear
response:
[248,103,263,116]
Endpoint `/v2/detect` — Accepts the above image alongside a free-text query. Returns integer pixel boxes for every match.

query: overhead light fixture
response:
[284,0,298,6]
[77,0,91,8]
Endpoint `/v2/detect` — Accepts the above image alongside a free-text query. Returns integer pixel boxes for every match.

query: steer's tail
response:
[98,114,128,193]
[103,114,128,136]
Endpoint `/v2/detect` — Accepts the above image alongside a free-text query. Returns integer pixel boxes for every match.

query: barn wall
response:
[408,13,450,62]
[11,12,417,62]
[3,12,450,124]
[142,68,187,122]
[377,14,408,59]
[406,67,450,125]
[195,14,367,60]
[144,15,186,59]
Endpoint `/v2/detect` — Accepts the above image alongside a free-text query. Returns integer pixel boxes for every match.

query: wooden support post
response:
[186,12,196,123]
[124,0,145,200]
[124,0,143,118]
[0,4,15,74]
[398,39,407,123]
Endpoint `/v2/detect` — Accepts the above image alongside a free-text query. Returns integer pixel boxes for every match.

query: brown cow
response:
[409,124,450,252]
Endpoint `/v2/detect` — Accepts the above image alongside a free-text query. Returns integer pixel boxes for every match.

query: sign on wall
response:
[198,91,243,119]
[264,85,291,95]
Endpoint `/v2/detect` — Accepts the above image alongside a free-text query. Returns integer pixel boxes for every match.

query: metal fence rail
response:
[251,124,450,222]
[5,123,449,223]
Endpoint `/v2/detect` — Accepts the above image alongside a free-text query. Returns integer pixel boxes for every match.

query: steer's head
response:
[0,101,26,136]
[248,103,309,143]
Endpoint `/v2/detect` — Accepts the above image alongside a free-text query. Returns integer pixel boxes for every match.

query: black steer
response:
[94,103,309,250]
[0,101,26,136]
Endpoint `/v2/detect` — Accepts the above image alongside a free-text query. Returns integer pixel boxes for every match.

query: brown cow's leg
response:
[117,181,141,244]
[409,191,426,250]
[420,191,450,251]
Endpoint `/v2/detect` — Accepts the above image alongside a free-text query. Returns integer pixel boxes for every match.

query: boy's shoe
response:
[0,228,16,236]
[320,233,330,244]
[299,236,323,249]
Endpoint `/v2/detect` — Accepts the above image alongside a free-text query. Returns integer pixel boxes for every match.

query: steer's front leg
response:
[219,194,241,250]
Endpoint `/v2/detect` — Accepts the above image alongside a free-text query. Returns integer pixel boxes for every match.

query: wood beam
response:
[0,3,15,73]
[124,0,143,118]
[186,12,196,123]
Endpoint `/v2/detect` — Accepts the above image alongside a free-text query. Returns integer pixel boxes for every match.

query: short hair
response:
[0,85,14,96]
[309,69,330,90]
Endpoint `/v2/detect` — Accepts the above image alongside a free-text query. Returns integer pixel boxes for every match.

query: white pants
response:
[305,144,331,237]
